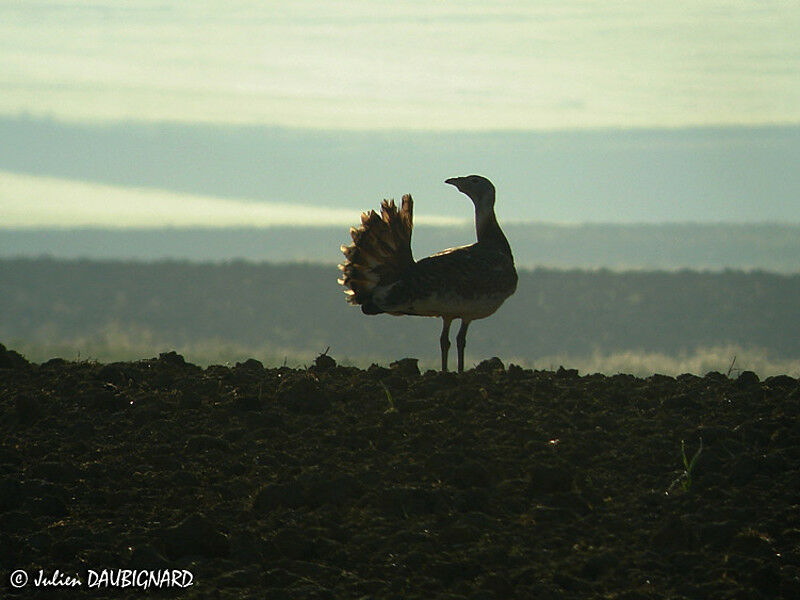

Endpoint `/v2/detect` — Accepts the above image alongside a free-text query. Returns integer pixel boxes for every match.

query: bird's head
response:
[445,175,495,208]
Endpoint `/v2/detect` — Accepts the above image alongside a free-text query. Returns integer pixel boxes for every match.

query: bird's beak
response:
[445,177,460,187]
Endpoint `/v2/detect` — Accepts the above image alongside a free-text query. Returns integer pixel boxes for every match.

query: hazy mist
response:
[2,117,799,228]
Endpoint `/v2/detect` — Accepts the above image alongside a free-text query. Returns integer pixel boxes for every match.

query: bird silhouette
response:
[338,175,517,372]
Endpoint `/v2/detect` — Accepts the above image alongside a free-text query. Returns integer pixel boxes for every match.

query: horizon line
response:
[4,221,800,231]
[5,112,800,136]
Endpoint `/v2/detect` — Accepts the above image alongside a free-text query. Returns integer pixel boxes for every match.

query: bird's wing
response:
[375,244,517,314]
[412,245,517,298]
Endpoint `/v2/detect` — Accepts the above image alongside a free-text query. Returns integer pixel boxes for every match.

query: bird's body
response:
[370,244,516,320]
[338,175,517,372]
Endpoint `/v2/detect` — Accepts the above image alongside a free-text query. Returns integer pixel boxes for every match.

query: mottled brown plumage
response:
[338,175,517,372]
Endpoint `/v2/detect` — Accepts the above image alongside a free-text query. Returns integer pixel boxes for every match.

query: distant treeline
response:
[1,258,798,364]
[3,223,800,272]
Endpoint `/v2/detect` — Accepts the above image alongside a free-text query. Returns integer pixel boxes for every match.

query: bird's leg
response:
[440,317,453,372]
[456,319,471,373]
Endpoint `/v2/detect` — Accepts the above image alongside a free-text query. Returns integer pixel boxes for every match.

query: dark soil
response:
[2,344,799,599]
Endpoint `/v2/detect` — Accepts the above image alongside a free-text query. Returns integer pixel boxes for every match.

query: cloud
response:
[0,170,463,228]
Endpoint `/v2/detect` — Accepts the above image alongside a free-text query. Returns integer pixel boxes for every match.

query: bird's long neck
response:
[475,201,513,258]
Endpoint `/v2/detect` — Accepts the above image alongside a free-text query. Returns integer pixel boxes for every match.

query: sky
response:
[1,1,799,228]
[2,1,799,130]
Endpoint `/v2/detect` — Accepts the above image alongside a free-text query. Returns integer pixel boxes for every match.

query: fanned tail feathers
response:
[338,195,414,312]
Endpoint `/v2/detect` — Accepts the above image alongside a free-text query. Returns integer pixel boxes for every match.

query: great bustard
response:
[338,175,517,372]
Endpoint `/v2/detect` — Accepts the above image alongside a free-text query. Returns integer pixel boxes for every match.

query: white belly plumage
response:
[396,291,511,320]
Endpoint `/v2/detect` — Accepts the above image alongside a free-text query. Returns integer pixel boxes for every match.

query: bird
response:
[338,175,518,372]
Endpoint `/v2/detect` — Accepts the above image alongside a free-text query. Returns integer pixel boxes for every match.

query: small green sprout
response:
[680,438,703,492]
[380,382,397,414]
